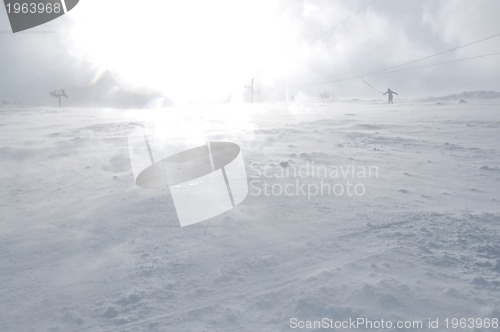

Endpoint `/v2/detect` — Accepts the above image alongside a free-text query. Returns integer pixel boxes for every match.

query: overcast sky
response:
[1,0,500,105]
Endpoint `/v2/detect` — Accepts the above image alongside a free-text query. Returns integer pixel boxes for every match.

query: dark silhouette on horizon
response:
[383,88,398,104]
[50,89,68,107]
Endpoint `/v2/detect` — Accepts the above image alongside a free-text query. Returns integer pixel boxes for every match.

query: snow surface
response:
[1,96,499,331]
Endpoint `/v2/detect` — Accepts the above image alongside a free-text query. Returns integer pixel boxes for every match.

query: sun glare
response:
[64,0,290,105]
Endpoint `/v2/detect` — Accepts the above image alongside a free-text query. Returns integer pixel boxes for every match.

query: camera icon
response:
[128,127,248,227]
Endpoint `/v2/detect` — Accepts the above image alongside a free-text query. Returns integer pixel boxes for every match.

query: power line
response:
[303,30,500,87]
[373,52,500,76]
[306,52,500,86]
[361,52,500,98]
[361,78,384,94]
[363,32,500,76]
[359,52,500,95]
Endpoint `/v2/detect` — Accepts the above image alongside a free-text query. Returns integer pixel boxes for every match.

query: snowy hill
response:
[421,90,500,102]
[1,100,499,331]
[293,90,500,105]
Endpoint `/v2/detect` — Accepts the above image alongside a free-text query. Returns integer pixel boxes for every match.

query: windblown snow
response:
[1,94,499,331]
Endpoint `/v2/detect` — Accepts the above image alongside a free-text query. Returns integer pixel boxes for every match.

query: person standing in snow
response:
[383,88,398,104]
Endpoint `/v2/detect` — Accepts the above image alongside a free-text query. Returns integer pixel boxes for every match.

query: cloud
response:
[1,0,499,104]
[423,0,500,45]
[281,0,500,97]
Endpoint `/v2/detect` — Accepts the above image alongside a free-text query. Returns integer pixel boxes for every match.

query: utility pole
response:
[245,78,258,103]
[50,89,68,107]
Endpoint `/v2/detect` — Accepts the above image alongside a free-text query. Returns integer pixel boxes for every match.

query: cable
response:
[364,32,500,76]
[361,78,384,94]
[305,51,500,87]
[299,32,500,86]
[358,53,500,95]
[373,52,500,76]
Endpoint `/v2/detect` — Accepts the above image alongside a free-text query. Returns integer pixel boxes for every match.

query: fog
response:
[1,0,500,105]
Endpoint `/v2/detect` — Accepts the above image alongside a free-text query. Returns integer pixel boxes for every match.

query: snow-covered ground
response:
[1,95,499,331]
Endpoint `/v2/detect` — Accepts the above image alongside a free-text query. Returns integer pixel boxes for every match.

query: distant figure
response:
[383,88,398,104]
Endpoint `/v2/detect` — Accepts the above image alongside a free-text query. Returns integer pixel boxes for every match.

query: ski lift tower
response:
[245,79,259,103]
[50,89,68,107]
